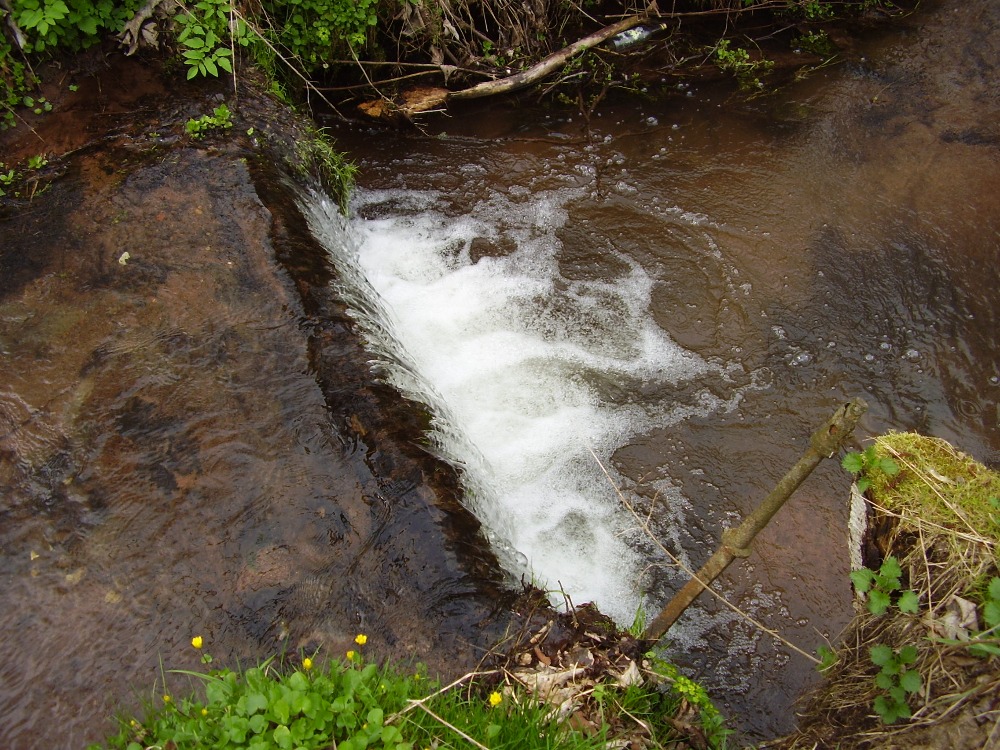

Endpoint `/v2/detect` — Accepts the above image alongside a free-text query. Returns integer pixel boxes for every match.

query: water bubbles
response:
[645,116,658,126]
[989,375,999,386]
[789,351,813,366]
[904,348,922,362]
[879,341,891,351]
[863,353,876,362]
[771,325,787,340]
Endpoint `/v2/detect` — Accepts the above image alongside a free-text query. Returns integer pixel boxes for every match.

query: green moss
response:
[869,432,1000,544]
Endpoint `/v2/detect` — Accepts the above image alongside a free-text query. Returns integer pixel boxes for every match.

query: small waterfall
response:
[298,184,719,624]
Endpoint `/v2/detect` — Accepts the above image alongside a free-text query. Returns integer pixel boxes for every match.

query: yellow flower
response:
[201,708,208,717]
[488,691,502,707]
[354,634,368,646]
[346,650,356,661]
[302,657,313,671]
[191,635,203,650]
[163,694,172,704]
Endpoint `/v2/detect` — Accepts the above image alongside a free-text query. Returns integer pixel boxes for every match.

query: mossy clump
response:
[773,432,999,750]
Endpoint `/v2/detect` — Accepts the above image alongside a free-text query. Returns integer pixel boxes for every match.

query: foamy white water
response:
[300,185,716,624]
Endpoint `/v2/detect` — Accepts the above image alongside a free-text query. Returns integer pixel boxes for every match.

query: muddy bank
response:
[0,56,518,748]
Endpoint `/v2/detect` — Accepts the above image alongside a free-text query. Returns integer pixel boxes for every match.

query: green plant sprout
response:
[869,644,922,724]
[850,556,919,616]
[842,445,899,494]
[186,103,233,138]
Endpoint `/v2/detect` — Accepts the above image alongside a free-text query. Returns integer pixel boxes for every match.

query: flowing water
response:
[313,0,1000,731]
[1,0,998,746]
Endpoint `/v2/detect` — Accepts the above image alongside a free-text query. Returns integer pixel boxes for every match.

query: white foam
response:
[299,185,716,624]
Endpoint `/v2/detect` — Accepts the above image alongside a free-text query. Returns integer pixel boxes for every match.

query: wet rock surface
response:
[0,55,517,748]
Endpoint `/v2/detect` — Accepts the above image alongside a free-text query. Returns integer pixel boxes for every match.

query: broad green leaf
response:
[367,707,384,728]
[897,590,920,614]
[984,601,1000,629]
[840,452,865,474]
[273,724,293,750]
[880,556,902,581]
[870,644,894,667]
[850,569,874,593]
[217,56,233,73]
[899,669,922,693]
[875,672,895,690]
[868,590,891,616]
[246,692,268,714]
[204,57,219,77]
[248,713,267,734]
[186,64,200,79]
[898,645,918,664]
[183,35,205,48]
[988,577,1000,602]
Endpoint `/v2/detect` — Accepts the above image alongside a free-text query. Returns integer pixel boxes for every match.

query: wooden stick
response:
[643,397,868,641]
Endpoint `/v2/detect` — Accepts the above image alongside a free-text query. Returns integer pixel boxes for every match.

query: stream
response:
[1,0,998,746]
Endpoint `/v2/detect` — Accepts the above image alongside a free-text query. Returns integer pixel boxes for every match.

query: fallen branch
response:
[392,14,648,116]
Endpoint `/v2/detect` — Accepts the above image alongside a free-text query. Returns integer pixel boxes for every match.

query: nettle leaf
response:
[898,645,919,664]
[899,669,922,694]
[880,556,902,581]
[870,644,894,667]
[875,672,895,691]
[856,477,872,494]
[988,577,1000,602]
[897,590,920,614]
[984,601,1000,629]
[850,568,875,593]
[868,589,891,616]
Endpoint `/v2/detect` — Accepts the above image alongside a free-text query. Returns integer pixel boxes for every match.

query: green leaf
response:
[868,590,891,616]
[988,577,1000,602]
[248,713,268,734]
[367,707,384,728]
[273,724,293,750]
[897,590,920,614]
[856,477,871,494]
[486,724,502,739]
[879,457,899,475]
[850,569,875,594]
[184,36,206,48]
[217,56,233,73]
[873,695,898,724]
[968,641,1000,658]
[204,57,219,77]
[875,672,895,690]
[880,556,902,581]
[186,64,200,80]
[984,601,1000,629]
[842,452,864,473]
[246,692,268,714]
[870,644,894,667]
[898,645,918,664]
[899,669,922,694]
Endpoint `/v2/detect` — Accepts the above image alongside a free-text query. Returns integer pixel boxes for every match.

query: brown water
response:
[316,0,999,735]
[1,0,998,746]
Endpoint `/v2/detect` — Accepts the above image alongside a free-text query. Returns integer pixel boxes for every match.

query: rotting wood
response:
[643,397,868,641]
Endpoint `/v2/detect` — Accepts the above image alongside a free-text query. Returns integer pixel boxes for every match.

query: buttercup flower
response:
[302,657,313,671]
[191,635,203,650]
[488,691,502,707]
[162,695,172,704]
[354,634,368,646]
[201,708,208,717]
[346,650,356,661]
